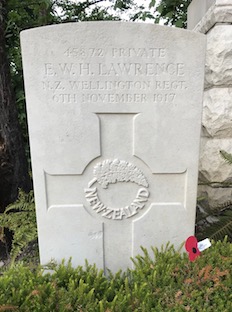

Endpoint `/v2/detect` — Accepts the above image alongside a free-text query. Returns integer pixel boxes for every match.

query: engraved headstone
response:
[21,22,205,272]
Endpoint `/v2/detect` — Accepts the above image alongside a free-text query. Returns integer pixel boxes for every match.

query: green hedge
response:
[0,239,231,311]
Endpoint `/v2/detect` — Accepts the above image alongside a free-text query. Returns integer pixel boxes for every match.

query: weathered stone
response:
[202,88,232,138]
[21,22,205,272]
[188,0,232,206]
[188,0,232,33]
[205,25,232,88]
[187,0,215,30]
[199,137,232,182]
[198,184,232,207]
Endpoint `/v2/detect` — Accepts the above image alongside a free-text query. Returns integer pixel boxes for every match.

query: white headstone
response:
[21,22,205,273]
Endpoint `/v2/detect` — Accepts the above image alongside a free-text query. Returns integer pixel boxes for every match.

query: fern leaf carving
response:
[93,159,149,189]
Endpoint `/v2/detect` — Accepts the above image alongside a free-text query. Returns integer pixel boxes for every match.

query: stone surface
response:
[188,0,232,32]
[202,88,232,138]
[188,1,232,206]
[199,138,232,182]
[21,22,205,273]
[198,184,232,207]
[187,0,215,30]
[205,25,232,88]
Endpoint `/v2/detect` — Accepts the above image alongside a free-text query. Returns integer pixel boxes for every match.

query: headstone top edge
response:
[20,21,206,40]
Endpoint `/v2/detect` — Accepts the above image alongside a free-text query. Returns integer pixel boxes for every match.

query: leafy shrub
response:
[0,240,231,311]
[0,190,37,265]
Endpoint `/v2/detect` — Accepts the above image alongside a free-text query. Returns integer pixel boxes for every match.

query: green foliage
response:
[196,200,232,242]
[5,0,59,164]
[0,190,37,265]
[4,0,191,168]
[206,210,232,241]
[0,241,231,311]
[4,0,137,167]
[220,150,232,165]
[149,0,192,28]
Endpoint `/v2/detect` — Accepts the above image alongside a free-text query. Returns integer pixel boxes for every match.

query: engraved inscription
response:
[153,93,176,103]
[44,62,185,77]
[68,80,151,90]
[85,186,149,220]
[111,47,166,58]
[64,48,104,58]
[98,62,185,76]
[63,47,166,59]
[52,93,148,104]
[84,159,150,220]
[41,45,188,105]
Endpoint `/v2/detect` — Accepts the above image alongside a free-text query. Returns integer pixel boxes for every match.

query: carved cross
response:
[44,112,186,272]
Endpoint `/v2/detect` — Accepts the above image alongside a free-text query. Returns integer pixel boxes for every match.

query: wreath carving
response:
[84,159,150,220]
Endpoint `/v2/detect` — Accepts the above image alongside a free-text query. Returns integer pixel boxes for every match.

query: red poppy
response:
[185,236,201,262]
